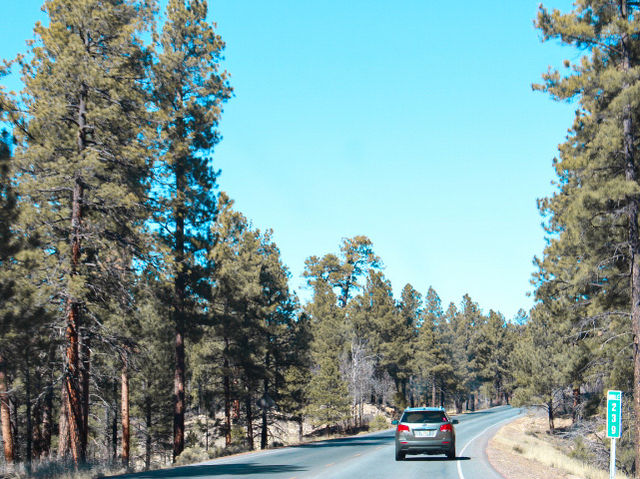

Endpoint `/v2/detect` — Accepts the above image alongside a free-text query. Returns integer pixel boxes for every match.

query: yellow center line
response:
[325,462,335,467]
[353,453,361,457]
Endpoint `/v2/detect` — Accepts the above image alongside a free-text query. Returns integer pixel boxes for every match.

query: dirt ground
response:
[486,415,583,479]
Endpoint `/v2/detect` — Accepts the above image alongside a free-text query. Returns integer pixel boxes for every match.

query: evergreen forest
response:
[2,0,640,478]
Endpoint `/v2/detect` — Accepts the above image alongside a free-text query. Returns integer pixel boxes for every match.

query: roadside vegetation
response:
[506,1,640,477]
[489,413,632,479]
[2,1,640,479]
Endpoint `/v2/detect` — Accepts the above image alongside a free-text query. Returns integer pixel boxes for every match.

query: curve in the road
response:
[456,406,524,479]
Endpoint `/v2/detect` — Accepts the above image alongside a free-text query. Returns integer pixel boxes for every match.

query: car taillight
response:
[440,423,453,432]
[397,424,409,433]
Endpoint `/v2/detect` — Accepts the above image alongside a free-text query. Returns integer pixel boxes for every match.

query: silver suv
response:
[392,407,457,460]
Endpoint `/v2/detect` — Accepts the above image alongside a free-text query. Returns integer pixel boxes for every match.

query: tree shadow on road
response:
[453,405,512,420]
[293,434,393,449]
[110,462,307,478]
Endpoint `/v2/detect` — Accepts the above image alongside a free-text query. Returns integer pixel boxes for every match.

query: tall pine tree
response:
[0,130,17,466]
[535,0,640,467]
[152,0,231,461]
[8,0,156,464]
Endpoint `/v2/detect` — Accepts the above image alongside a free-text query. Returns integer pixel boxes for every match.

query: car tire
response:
[446,444,456,460]
[395,449,405,461]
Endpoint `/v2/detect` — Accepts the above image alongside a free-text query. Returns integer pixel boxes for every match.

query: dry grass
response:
[0,460,129,479]
[489,413,630,479]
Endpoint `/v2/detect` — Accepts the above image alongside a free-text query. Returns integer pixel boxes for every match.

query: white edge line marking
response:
[457,411,521,479]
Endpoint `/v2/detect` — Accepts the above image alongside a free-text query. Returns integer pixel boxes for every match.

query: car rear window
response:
[401,411,447,423]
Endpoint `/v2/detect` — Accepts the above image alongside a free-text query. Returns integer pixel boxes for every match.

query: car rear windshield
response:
[401,411,447,423]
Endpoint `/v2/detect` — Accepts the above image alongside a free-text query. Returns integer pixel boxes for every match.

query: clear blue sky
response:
[2,0,576,320]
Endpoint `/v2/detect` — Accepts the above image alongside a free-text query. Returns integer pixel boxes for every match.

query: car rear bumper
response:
[396,439,453,454]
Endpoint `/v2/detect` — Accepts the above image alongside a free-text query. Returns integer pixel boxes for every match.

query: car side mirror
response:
[391,420,399,425]
[451,419,459,425]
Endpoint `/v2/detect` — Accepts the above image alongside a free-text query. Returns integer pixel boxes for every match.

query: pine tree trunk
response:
[547,399,555,433]
[298,416,303,443]
[245,394,254,450]
[431,379,436,407]
[572,387,580,423]
[32,362,48,459]
[121,356,130,469]
[173,158,186,462]
[58,383,70,459]
[205,413,209,452]
[173,327,185,462]
[25,354,32,473]
[233,398,240,420]
[0,352,14,464]
[104,404,111,463]
[80,331,90,459]
[64,299,83,465]
[41,352,54,459]
[41,393,51,459]
[33,399,43,459]
[9,398,18,463]
[63,83,89,466]
[224,373,231,447]
[112,381,118,463]
[261,406,268,449]
[261,359,268,450]
[223,341,231,447]
[401,381,407,405]
[145,396,151,470]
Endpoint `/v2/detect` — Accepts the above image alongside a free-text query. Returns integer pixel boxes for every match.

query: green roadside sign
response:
[607,390,621,439]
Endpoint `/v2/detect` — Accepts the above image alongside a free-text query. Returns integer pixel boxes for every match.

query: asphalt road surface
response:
[116,405,522,479]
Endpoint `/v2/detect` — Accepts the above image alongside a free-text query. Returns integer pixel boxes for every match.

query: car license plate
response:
[414,430,436,438]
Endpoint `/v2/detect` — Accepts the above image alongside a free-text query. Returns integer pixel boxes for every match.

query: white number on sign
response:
[612,426,617,435]
[613,414,617,422]
[612,403,617,412]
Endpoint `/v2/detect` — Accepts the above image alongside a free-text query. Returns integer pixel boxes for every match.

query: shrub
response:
[230,425,246,446]
[568,436,590,463]
[175,445,214,466]
[369,415,390,431]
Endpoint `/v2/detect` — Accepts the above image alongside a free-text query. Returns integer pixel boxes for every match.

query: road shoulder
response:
[487,427,572,479]
[486,414,616,479]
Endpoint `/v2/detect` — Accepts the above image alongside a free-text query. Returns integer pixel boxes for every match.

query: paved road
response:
[117,406,522,479]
